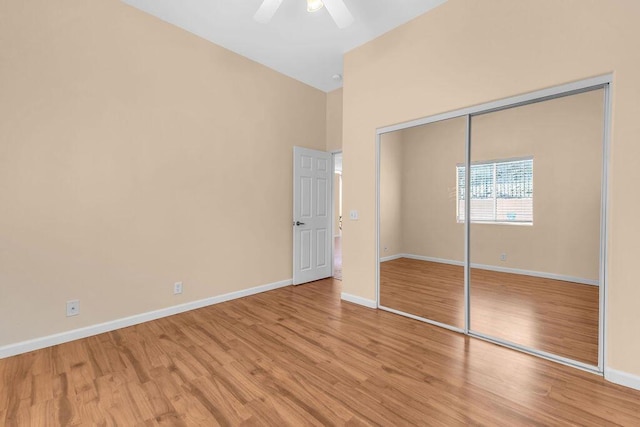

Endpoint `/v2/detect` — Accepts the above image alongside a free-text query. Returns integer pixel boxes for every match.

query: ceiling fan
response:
[254,0,355,29]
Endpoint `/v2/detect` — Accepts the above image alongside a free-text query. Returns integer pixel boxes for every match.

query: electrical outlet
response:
[384,246,388,252]
[174,282,183,295]
[66,300,80,317]
[500,253,507,261]
[349,210,359,220]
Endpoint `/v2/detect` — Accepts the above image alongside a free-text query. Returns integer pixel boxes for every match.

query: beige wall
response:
[471,90,603,280]
[379,132,404,258]
[342,0,640,376]
[326,88,343,152]
[399,117,467,262]
[0,0,326,347]
[382,92,603,281]
[328,89,343,238]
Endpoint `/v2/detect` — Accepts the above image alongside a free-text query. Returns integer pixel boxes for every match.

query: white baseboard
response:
[0,278,292,359]
[401,254,463,266]
[605,367,640,391]
[380,254,403,263]
[472,262,599,286]
[341,292,377,309]
[389,254,599,286]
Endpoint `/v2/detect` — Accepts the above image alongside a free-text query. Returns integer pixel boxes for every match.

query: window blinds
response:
[457,158,533,224]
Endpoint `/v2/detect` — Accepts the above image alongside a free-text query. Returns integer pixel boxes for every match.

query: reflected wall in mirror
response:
[379,117,466,329]
[469,89,604,366]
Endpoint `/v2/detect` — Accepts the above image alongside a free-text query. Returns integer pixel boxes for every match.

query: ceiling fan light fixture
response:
[307,0,324,13]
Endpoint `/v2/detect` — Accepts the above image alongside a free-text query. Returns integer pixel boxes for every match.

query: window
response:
[457,157,533,224]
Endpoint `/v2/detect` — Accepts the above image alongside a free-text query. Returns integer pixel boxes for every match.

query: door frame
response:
[330,150,342,278]
[375,74,612,374]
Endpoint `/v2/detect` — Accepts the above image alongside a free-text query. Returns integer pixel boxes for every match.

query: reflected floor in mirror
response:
[380,258,599,365]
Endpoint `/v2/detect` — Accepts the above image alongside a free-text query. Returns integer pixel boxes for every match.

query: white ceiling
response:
[122,0,447,92]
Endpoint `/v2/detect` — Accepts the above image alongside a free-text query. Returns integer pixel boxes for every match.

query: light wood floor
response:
[2,278,637,426]
[380,258,599,365]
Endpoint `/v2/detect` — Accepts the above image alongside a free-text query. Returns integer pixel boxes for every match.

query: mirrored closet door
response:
[377,77,609,372]
[379,117,466,330]
[468,89,605,366]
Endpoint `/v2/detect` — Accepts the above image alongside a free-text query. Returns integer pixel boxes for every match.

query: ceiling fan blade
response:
[254,0,283,24]
[323,0,354,29]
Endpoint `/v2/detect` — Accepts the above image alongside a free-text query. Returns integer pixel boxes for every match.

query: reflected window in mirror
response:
[457,157,533,224]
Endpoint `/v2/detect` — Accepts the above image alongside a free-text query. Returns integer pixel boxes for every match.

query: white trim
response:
[379,254,403,263]
[401,254,464,266]
[390,254,599,286]
[457,221,533,226]
[379,305,464,334]
[605,368,640,391]
[457,155,534,168]
[375,132,382,317]
[331,150,343,278]
[341,292,377,309]
[464,114,471,333]
[0,278,292,359]
[471,331,600,374]
[474,263,599,286]
[599,82,612,371]
[377,74,612,135]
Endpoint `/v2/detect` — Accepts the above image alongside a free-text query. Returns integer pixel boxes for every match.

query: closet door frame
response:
[375,74,612,374]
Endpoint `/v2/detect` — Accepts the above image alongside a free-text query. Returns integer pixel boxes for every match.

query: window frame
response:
[456,156,534,225]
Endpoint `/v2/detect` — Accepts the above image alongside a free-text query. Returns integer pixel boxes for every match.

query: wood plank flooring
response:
[2,278,637,426]
[380,258,599,365]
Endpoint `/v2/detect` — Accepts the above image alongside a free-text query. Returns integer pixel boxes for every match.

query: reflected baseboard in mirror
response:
[380,257,598,365]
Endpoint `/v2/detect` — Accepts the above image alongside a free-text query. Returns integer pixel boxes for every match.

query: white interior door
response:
[293,146,332,285]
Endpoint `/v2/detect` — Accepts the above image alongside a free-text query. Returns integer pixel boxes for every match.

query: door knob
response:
[295,221,305,226]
